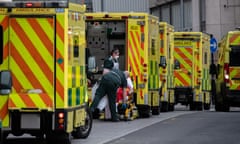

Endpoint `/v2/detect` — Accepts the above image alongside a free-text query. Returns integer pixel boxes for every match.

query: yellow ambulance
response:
[85,12,160,117]
[0,1,92,143]
[215,30,240,111]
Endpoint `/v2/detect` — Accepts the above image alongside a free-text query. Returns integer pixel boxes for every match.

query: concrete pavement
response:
[73,111,196,144]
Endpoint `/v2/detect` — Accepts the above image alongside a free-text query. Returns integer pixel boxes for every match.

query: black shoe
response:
[92,108,100,119]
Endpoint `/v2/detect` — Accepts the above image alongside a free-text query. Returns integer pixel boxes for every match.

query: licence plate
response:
[21,114,40,129]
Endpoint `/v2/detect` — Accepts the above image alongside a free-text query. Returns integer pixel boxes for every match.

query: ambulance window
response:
[230,47,240,66]
[74,36,79,58]
[204,52,207,65]
[151,39,156,55]
[0,25,3,64]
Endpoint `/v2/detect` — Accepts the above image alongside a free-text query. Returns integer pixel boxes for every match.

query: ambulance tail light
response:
[143,63,147,72]
[56,111,65,130]
[224,63,230,83]
[121,16,128,19]
[86,16,93,20]
[25,2,33,7]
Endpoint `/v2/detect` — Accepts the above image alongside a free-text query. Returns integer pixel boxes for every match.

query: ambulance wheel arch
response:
[72,107,92,139]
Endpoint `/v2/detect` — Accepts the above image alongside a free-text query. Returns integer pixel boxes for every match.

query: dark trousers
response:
[90,74,120,120]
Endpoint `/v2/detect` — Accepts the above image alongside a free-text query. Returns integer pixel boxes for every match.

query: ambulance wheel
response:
[204,103,210,110]
[168,103,175,111]
[152,106,160,115]
[160,102,169,112]
[137,105,151,118]
[72,107,92,139]
[196,102,203,111]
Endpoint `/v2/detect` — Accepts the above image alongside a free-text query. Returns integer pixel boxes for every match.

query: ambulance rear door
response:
[8,15,56,111]
[127,16,148,106]
[228,32,240,90]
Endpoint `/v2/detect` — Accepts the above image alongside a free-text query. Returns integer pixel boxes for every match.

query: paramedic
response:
[109,47,120,70]
[90,59,127,122]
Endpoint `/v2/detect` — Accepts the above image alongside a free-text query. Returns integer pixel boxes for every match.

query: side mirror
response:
[88,56,97,73]
[0,70,12,95]
[174,60,180,69]
[159,56,167,68]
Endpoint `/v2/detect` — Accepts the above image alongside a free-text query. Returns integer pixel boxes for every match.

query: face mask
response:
[115,55,119,59]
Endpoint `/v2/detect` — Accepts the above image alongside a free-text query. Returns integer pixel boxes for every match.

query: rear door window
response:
[230,46,240,66]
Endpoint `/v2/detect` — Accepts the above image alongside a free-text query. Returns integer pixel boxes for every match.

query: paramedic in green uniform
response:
[90,59,127,122]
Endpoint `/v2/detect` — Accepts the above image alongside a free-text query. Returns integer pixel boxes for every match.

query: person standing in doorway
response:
[109,47,120,70]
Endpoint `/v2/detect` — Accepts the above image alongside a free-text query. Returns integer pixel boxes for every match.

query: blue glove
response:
[121,103,127,109]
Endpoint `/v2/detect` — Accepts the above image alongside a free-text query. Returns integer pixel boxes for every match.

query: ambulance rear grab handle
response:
[0,70,12,95]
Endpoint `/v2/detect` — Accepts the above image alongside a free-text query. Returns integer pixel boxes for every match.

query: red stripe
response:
[3,45,8,60]
[0,101,8,120]
[160,33,163,40]
[1,16,8,31]
[8,98,16,108]
[128,58,136,82]
[229,34,240,43]
[39,93,53,107]
[56,79,64,101]
[160,48,164,54]
[174,71,189,86]
[11,73,23,92]
[18,94,36,107]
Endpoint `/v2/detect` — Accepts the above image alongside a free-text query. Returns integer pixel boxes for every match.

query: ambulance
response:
[159,22,175,112]
[85,12,160,117]
[0,0,92,143]
[215,30,240,111]
[173,32,211,110]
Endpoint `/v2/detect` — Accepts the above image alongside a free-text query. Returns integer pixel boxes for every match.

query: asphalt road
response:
[105,111,240,144]
[4,106,240,144]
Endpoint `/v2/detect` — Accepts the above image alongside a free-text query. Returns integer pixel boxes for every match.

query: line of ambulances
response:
[1,0,238,144]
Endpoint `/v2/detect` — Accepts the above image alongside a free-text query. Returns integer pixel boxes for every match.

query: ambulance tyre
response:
[160,102,169,112]
[168,103,175,111]
[137,105,151,118]
[204,103,210,110]
[72,107,92,139]
[152,106,160,115]
[215,84,230,112]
